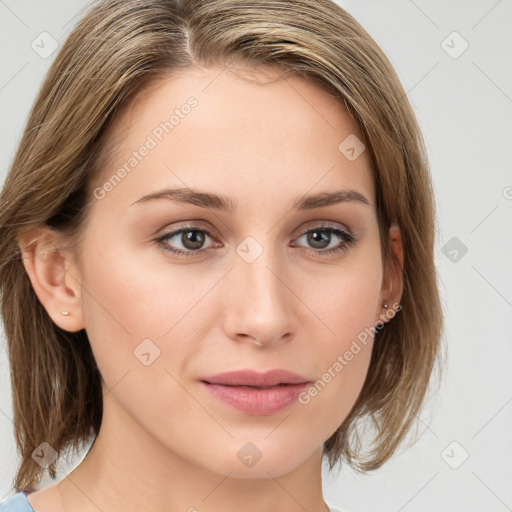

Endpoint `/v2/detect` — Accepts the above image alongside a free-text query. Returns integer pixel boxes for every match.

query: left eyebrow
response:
[129,187,372,212]
[293,189,372,209]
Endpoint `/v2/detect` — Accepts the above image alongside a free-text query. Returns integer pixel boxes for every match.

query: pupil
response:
[183,230,204,250]
[308,230,329,249]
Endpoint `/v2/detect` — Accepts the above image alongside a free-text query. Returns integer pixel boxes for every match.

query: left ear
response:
[376,222,404,325]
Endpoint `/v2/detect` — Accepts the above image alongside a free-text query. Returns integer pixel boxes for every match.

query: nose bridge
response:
[236,233,290,310]
[223,233,294,344]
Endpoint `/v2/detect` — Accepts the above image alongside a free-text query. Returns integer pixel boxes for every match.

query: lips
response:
[200,369,311,415]
[200,369,310,387]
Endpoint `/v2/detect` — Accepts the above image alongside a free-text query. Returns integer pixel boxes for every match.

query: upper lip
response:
[201,369,310,387]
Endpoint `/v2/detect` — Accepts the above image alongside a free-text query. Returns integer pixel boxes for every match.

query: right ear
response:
[17,226,85,332]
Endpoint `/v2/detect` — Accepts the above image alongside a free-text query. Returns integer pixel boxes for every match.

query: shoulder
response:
[0,491,34,511]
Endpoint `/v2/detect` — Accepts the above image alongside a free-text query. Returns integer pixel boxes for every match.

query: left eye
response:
[293,226,355,254]
[156,224,356,257]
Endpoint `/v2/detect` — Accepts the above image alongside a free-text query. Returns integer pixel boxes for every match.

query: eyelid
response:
[156,219,350,238]
[154,220,216,239]
[297,220,350,236]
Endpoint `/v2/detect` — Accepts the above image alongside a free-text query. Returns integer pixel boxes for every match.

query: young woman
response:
[0,0,443,510]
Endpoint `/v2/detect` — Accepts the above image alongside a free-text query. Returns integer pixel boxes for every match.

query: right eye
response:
[155,225,220,257]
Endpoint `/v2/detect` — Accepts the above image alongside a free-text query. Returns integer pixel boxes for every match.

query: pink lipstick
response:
[200,369,311,415]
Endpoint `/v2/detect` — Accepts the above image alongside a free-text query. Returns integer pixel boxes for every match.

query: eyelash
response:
[155,222,357,258]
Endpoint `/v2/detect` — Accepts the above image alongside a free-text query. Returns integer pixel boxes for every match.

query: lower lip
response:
[200,381,310,415]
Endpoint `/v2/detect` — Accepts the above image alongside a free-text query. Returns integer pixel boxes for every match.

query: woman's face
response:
[67,64,390,478]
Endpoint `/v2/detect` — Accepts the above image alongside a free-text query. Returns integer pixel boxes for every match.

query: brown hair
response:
[0,0,444,492]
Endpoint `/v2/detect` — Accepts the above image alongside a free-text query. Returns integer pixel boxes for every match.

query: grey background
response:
[1,1,511,510]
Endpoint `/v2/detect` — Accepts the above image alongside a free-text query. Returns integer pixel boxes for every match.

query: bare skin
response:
[20,63,403,512]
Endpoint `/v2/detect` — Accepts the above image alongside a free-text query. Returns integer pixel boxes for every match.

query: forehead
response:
[92,64,375,211]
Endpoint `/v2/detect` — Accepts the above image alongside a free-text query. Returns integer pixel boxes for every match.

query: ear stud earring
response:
[383,303,388,309]
[61,310,71,316]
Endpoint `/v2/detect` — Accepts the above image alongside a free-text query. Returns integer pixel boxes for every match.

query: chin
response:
[207,441,315,480]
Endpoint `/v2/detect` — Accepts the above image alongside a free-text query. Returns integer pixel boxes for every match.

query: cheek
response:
[294,313,376,443]
[78,229,220,396]
[293,251,382,430]
[302,247,383,347]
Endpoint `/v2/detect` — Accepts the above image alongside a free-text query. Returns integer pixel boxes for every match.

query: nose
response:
[222,239,296,348]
